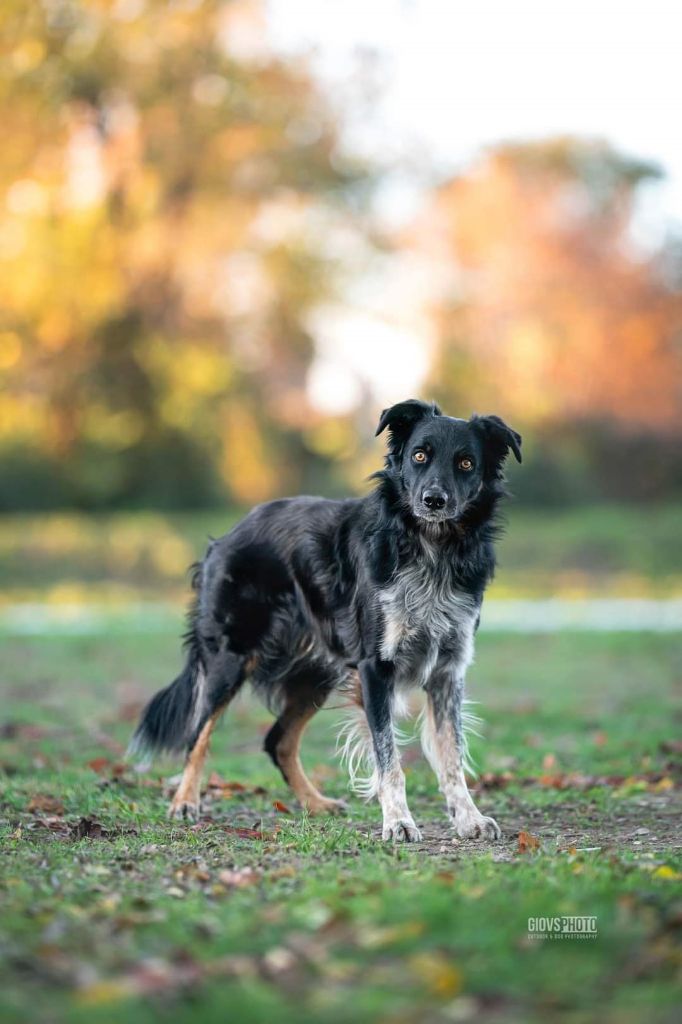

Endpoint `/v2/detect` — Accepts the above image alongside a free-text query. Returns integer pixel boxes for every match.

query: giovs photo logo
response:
[528,916,598,940]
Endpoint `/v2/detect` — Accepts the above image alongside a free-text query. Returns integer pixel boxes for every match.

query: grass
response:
[1,629,680,1023]
[1,502,681,604]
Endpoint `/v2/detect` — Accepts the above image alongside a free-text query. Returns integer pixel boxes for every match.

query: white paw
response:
[382,818,423,843]
[453,811,501,841]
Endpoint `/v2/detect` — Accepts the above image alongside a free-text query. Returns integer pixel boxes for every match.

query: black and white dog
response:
[131,399,521,842]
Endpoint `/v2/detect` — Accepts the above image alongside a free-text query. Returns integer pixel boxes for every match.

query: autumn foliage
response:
[1,4,680,509]
[420,140,682,500]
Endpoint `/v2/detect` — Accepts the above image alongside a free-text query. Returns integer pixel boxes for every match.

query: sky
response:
[265,0,682,410]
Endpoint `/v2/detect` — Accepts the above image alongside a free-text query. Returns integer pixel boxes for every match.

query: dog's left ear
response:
[376,399,441,454]
[472,414,522,465]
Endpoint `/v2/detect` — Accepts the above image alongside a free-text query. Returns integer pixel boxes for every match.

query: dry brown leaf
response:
[27,794,64,815]
[517,830,541,853]
[71,817,108,840]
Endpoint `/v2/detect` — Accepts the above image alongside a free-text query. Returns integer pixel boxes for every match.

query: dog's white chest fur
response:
[378,547,478,683]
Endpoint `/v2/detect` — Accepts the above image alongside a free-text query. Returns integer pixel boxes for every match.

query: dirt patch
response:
[371,791,682,860]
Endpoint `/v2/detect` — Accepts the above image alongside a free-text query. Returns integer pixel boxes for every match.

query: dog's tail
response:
[128,640,205,762]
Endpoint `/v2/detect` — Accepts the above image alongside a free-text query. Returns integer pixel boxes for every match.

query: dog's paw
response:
[168,800,199,822]
[453,811,501,841]
[304,796,349,816]
[382,818,423,843]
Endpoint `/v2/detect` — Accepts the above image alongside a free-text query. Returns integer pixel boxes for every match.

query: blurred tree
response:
[0,0,372,509]
[418,138,682,501]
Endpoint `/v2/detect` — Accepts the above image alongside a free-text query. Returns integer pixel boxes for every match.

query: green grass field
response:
[1,629,680,1023]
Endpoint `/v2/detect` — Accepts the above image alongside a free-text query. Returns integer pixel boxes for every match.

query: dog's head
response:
[376,399,522,525]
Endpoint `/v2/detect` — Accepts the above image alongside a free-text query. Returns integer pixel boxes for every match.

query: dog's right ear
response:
[375,399,441,455]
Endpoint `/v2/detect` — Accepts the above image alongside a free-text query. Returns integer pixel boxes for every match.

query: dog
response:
[130,399,521,842]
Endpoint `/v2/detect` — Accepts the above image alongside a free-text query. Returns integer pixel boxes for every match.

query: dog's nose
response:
[423,488,447,510]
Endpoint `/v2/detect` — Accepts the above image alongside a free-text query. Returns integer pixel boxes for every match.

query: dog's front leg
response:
[359,658,422,843]
[423,674,501,841]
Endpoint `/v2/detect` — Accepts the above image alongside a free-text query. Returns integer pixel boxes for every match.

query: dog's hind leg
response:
[264,682,346,815]
[168,649,246,821]
[168,708,220,821]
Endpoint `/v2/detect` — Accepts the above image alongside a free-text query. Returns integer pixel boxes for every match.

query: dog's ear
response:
[375,399,441,454]
[472,414,522,465]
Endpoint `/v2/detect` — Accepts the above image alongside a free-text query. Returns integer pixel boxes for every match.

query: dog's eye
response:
[412,450,428,464]
[458,457,474,471]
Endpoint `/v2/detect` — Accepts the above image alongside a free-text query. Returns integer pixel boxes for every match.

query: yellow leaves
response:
[653,866,682,881]
[0,332,21,369]
[37,311,73,352]
[304,418,356,458]
[178,347,232,397]
[222,402,280,504]
[82,406,145,450]
[11,39,47,73]
[650,777,674,793]
[75,979,133,1007]
[6,179,49,217]
[409,951,463,997]
[136,337,233,433]
[0,393,48,442]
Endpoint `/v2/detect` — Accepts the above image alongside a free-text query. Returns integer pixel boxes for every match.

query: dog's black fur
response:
[131,399,521,841]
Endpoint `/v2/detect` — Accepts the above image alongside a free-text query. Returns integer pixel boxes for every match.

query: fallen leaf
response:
[204,772,267,799]
[268,865,297,880]
[207,771,246,793]
[217,867,259,888]
[27,794,64,815]
[653,865,682,881]
[71,817,108,840]
[473,772,513,790]
[650,777,674,793]
[261,947,297,975]
[409,951,462,997]
[273,800,291,813]
[517,830,541,853]
[219,825,272,841]
[166,886,186,898]
[75,980,133,1006]
[87,757,112,774]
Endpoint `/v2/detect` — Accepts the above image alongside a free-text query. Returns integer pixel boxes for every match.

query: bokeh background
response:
[2,7,681,1021]
[1,0,681,609]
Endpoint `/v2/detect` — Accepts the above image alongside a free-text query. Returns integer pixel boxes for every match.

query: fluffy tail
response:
[128,644,204,761]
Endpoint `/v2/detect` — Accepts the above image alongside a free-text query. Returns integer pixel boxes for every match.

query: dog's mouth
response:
[414,505,458,524]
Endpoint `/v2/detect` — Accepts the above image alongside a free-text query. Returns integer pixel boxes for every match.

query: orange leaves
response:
[517,830,541,854]
[203,772,266,800]
[426,139,682,435]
